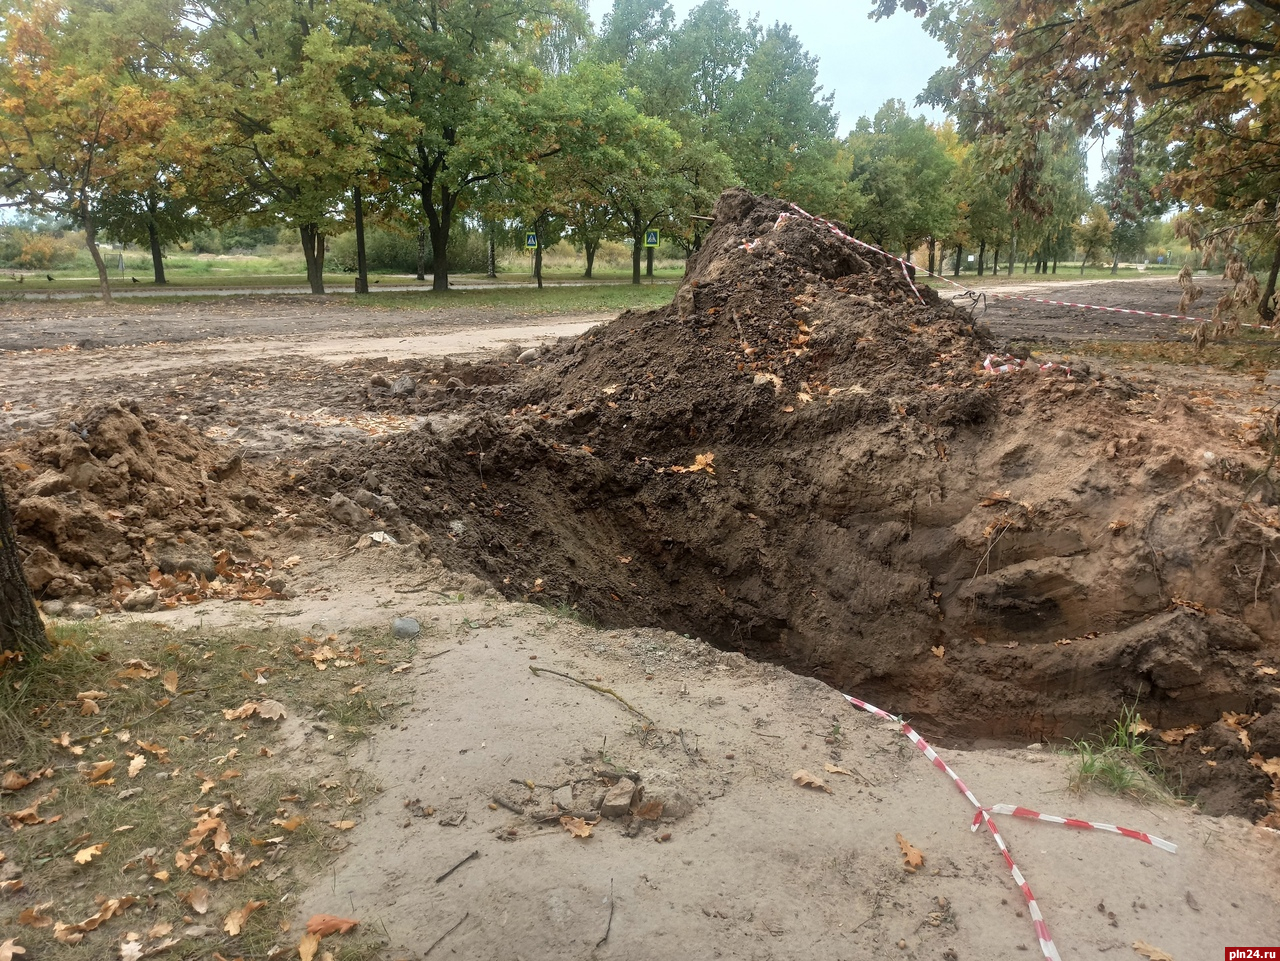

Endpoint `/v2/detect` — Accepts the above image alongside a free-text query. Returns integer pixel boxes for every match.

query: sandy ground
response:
[130,542,1280,961]
[5,277,1280,959]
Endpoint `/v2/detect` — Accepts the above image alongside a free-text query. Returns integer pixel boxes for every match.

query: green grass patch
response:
[0,619,417,960]
[1067,702,1174,801]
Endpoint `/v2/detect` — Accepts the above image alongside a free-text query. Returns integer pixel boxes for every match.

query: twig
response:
[529,666,651,721]
[596,878,615,948]
[424,912,469,956]
[492,794,525,815]
[420,649,453,662]
[753,731,782,739]
[1256,545,1267,605]
[434,850,479,884]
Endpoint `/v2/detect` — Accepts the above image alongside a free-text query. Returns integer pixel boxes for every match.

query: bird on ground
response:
[46,274,54,282]
[131,277,139,283]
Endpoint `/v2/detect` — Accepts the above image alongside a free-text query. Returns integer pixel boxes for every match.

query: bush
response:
[329,225,490,274]
[0,230,80,269]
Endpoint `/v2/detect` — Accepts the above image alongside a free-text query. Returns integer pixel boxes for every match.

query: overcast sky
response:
[582,0,951,135]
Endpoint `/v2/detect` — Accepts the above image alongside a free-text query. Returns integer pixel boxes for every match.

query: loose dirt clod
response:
[309,189,1280,818]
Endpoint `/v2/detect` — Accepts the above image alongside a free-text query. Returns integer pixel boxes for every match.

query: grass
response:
[0,619,418,960]
[1067,701,1173,800]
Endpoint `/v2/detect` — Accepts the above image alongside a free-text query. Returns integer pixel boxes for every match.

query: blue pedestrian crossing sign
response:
[525,232,538,249]
[644,229,660,248]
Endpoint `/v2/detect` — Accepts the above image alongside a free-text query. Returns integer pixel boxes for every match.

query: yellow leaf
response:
[223,899,266,936]
[792,769,832,793]
[1128,716,1152,736]
[298,932,322,961]
[824,764,855,777]
[128,755,146,778]
[162,670,179,694]
[931,645,945,658]
[1158,724,1200,744]
[896,833,925,873]
[559,815,597,838]
[82,760,115,781]
[16,903,53,928]
[0,938,25,960]
[329,820,356,831]
[73,842,107,864]
[305,915,359,936]
[1249,754,1280,780]
[1132,941,1176,961]
[271,815,306,831]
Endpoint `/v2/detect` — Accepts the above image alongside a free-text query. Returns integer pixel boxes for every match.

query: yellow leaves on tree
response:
[896,833,925,873]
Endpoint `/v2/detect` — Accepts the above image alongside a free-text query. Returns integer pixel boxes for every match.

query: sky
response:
[583,0,952,135]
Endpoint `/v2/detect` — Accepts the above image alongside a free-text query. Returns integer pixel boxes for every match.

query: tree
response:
[0,0,183,301]
[0,477,45,659]
[875,0,1280,319]
[1075,205,1113,273]
[186,0,384,294]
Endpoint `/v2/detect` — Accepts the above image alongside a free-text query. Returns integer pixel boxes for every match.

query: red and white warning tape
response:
[974,804,1177,853]
[842,692,1176,961]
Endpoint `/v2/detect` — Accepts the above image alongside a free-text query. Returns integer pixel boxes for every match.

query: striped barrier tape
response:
[842,692,1177,960]
[973,804,1178,854]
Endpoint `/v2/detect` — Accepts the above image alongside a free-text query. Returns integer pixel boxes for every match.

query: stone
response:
[552,786,574,810]
[370,373,392,389]
[392,617,420,639]
[391,375,417,397]
[328,492,371,531]
[264,575,290,596]
[600,777,637,818]
[517,347,540,364]
[64,602,99,620]
[121,587,158,612]
[638,770,697,820]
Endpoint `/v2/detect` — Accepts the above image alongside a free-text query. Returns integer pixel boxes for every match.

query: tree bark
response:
[631,219,643,285]
[1260,238,1280,322]
[534,233,543,290]
[584,242,597,279]
[299,224,326,294]
[147,219,166,285]
[978,241,987,277]
[83,208,112,303]
[646,245,654,278]
[953,244,962,277]
[927,239,936,275]
[416,222,427,281]
[487,227,497,279]
[353,185,369,294]
[0,476,46,659]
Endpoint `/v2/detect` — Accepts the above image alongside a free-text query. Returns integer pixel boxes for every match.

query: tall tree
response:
[0,0,182,301]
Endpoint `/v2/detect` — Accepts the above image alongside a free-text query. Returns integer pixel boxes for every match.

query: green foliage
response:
[1068,701,1170,800]
[327,225,489,275]
[0,228,80,268]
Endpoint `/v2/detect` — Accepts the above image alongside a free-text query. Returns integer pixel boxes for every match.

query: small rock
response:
[552,786,574,810]
[517,347,540,364]
[353,489,384,510]
[392,617,420,639]
[121,586,158,612]
[639,769,697,819]
[264,575,289,596]
[328,492,371,531]
[64,602,99,620]
[40,599,65,616]
[370,373,392,389]
[391,375,417,397]
[600,777,637,818]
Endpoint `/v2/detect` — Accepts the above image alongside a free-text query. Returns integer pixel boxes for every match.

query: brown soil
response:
[1,190,1278,831]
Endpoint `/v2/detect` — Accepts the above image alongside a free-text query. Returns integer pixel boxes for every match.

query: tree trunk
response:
[534,232,543,290]
[927,238,936,275]
[953,244,962,277]
[147,220,166,285]
[1111,253,1119,275]
[353,185,369,294]
[416,222,427,281]
[1080,248,1088,274]
[978,241,987,277]
[487,227,497,279]
[1260,238,1280,322]
[299,224,326,294]
[1052,256,1058,274]
[0,476,47,658]
[992,245,1001,277]
[425,185,455,292]
[1007,233,1016,276]
[631,221,642,285]
[584,241,597,279]
[83,209,112,303]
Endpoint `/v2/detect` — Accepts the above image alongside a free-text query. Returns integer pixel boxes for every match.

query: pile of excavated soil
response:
[306,189,1280,820]
[0,402,303,609]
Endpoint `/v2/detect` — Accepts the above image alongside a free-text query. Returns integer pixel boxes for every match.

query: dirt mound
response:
[1,402,296,608]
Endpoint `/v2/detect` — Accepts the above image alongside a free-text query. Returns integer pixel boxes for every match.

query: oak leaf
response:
[930,645,945,658]
[180,886,211,914]
[306,915,359,936]
[223,899,266,936]
[824,764,855,777]
[896,833,925,872]
[1249,754,1280,780]
[559,815,597,838]
[162,670,179,694]
[128,756,146,778]
[298,932,321,961]
[73,842,107,864]
[792,769,832,793]
[0,938,25,960]
[1158,725,1200,745]
[329,820,356,831]
[1132,941,1175,961]
[17,903,53,928]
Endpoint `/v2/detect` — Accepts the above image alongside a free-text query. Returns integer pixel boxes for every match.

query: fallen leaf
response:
[1128,716,1153,736]
[328,820,356,831]
[824,764,855,777]
[1258,666,1278,676]
[74,842,108,864]
[254,699,286,720]
[128,756,146,779]
[17,903,53,928]
[0,938,25,960]
[896,833,925,872]
[271,815,305,831]
[930,645,945,658]
[0,880,22,894]
[634,799,664,821]
[1132,941,1175,961]
[559,815,597,838]
[297,932,321,961]
[162,670,179,694]
[223,899,266,936]
[180,886,211,915]
[792,769,832,794]
[1158,724,1200,745]
[82,760,116,782]
[305,915,359,936]
[1249,754,1280,780]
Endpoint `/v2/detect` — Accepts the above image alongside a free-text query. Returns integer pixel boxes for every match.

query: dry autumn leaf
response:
[82,760,116,782]
[824,764,855,777]
[930,645,945,658]
[896,833,925,873]
[1158,725,1200,745]
[1249,754,1280,780]
[17,903,53,928]
[180,886,211,915]
[329,820,356,831]
[127,756,146,779]
[1132,941,1175,961]
[162,670,179,694]
[305,915,359,936]
[0,938,25,960]
[73,842,107,865]
[1128,716,1153,736]
[298,932,322,961]
[792,769,832,793]
[223,899,266,936]
[559,815,598,838]
[272,815,306,832]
